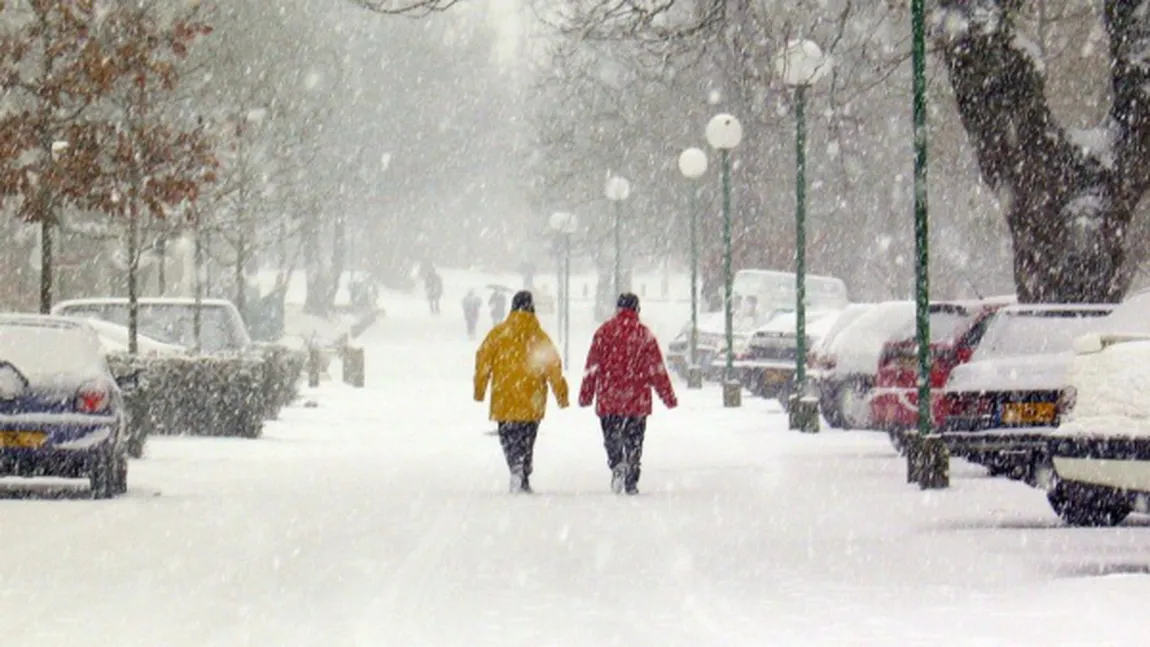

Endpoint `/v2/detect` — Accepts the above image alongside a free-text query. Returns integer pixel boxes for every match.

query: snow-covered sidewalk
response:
[0,286,1147,646]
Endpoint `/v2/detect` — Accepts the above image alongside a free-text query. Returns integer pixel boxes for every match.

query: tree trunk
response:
[39,218,52,314]
[327,214,346,312]
[234,230,248,320]
[938,0,1150,303]
[128,198,140,355]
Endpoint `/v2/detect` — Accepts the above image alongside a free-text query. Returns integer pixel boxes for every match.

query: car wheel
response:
[837,377,871,430]
[126,435,146,459]
[90,449,126,500]
[1047,482,1132,527]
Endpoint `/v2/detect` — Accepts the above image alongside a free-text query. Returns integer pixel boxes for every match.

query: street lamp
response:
[776,39,832,433]
[705,113,743,409]
[604,175,631,298]
[908,0,945,489]
[550,211,578,368]
[678,147,708,390]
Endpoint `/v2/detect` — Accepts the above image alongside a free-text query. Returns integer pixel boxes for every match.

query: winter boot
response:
[611,464,628,495]
[510,467,532,494]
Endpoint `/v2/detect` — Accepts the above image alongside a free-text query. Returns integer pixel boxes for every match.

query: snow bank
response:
[1058,340,1150,438]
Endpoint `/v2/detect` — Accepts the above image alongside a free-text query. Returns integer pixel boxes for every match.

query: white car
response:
[1040,289,1150,525]
[52,297,251,354]
[814,301,913,429]
[938,304,1114,479]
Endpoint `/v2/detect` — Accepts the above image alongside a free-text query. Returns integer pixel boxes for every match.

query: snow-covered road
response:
[1,281,1148,646]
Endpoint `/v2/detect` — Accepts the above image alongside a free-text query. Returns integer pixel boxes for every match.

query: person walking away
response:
[462,289,482,339]
[426,271,444,314]
[489,289,508,325]
[475,291,569,493]
[579,293,677,495]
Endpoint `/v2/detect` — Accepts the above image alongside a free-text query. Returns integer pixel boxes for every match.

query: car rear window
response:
[0,322,102,378]
[889,306,975,343]
[972,309,1113,360]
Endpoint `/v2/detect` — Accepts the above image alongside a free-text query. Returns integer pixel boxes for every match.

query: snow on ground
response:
[0,270,1148,646]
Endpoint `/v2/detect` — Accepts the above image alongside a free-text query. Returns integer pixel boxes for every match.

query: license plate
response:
[1000,402,1056,425]
[0,431,47,449]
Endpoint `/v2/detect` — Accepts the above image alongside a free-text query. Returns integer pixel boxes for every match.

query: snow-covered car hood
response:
[83,318,188,356]
[945,352,1072,393]
[1057,339,1150,438]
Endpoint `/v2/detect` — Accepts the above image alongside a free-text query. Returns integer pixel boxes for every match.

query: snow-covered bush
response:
[251,342,306,419]
[108,353,267,441]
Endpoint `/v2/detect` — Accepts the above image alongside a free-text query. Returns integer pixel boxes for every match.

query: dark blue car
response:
[0,315,129,498]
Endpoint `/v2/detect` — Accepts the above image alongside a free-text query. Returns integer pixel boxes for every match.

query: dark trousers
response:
[498,421,540,479]
[600,415,647,489]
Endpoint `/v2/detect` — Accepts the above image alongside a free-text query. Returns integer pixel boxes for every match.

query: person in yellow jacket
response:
[474,290,569,493]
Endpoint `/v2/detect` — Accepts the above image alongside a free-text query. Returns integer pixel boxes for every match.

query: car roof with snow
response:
[0,313,89,328]
[53,297,239,309]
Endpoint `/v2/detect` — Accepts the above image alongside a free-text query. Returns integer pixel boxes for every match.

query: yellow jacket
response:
[474,311,569,422]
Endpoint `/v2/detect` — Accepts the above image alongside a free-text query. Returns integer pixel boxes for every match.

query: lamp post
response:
[908,0,946,489]
[705,113,743,408]
[550,211,578,368]
[775,39,832,433]
[604,176,631,298]
[678,147,708,390]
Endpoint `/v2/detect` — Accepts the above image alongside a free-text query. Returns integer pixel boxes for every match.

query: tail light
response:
[76,386,109,414]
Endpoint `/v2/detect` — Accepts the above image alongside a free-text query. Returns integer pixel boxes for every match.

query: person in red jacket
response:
[579,293,678,494]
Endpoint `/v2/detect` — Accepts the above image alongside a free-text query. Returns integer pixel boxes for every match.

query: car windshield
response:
[973,309,1112,360]
[54,303,245,353]
[0,321,102,380]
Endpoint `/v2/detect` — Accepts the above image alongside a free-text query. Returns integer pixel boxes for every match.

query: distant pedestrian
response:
[462,289,482,339]
[579,293,677,495]
[426,271,444,314]
[489,289,508,325]
[474,291,569,493]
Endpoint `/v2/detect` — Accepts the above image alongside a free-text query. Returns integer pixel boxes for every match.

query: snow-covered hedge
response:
[251,342,307,419]
[107,345,304,448]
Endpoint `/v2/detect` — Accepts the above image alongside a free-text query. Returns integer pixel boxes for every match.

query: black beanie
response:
[511,290,535,313]
[617,292,640,311]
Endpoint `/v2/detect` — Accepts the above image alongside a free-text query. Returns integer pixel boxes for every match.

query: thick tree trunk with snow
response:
[938,0,1150,303]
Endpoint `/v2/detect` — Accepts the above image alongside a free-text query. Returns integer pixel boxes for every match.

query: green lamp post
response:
[908,0,947,489]
[705,113,743,409]
[775,39,832,433]
[678,147,708,390]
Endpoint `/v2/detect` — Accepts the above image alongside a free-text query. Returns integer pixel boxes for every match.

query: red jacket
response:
[579,309,677,417]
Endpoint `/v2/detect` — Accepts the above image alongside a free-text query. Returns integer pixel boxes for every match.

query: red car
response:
[869,300,1008,434]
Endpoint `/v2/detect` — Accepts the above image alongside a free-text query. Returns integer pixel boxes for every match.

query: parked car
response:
[940,304,1115,479]
[52,297,252,354]
[1032,289,1150,525]
[815,301,914,429]
[666,311,726,381]
[666,269,849,383]
[869,300,1009,433]
[0,315,131,498]
[733,309,842,405]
